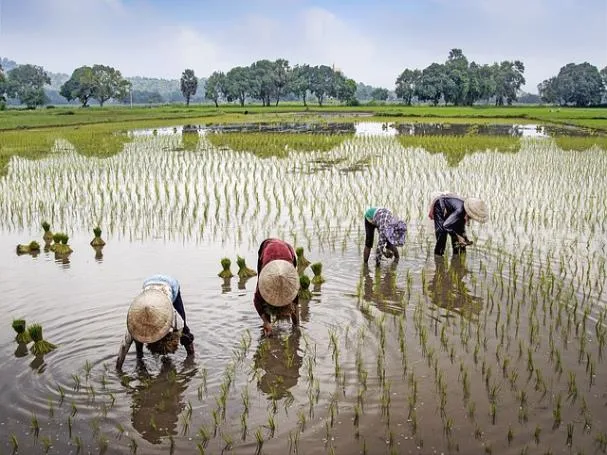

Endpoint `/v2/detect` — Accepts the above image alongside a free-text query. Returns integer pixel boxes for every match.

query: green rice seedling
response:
[129,436,138,454]
[507,426,514,445]
[566,423,574,447]
[71,400,78,417]
[12,319,31,344]
[197,425,210,448]
[218,258,234,278]
[28,323,57,355]
[68,416,73,438]
[467,401,476,420]
[311,262,325,284]
[41,435,52,453]
[222,432,233,452]
[596,432,607,453]
[298,409,307,432]
[298,274,312,300]
[534,425,541,444]
[9,433,18,454]
[241,412,248,440]
[255,428,264,455]
[267,413,276,438]
[553,394,562,428]
[296,247,311,273]
[98,434,109,455]
[237,255,257,278]
[490,403,497,425]
[48,397,54,417]
[31,413,40,438]
[72,374,81,391]
[74,435,83,454]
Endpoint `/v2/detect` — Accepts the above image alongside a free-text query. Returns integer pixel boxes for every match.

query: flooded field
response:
[0,123,606,455]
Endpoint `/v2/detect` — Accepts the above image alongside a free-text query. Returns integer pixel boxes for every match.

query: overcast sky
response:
[1,0,606,92]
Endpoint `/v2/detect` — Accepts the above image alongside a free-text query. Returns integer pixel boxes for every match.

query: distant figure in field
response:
[254,238,300,337]
[428,192,488,256]
[116,275,195,370]
[363,207,407,267]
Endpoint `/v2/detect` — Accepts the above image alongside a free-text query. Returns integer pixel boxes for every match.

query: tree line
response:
[1,51,606,109]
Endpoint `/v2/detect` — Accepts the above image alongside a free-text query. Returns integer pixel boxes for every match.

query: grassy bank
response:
[1,104,606,132]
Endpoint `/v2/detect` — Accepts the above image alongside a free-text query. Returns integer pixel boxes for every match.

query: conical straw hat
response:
[127,289,174,343]
[464,198,488,223]
[259,260,299,307]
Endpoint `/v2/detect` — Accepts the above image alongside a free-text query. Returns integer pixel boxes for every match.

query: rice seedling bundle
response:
[296,247,311,273]
[41,221,53,243]
[236,256,257,278]
[218,258,234,278]
[12,319,31,344]
[311,262,325,285]
[28,323,57,356]
[90,226,106,247]
[298,275,312,300]
[16,240,40,255]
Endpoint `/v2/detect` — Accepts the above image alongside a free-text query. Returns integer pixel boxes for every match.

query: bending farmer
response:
[363,207,407,266]
[429,193,488,256]
[254,238,300,337]
[116,275,195,370]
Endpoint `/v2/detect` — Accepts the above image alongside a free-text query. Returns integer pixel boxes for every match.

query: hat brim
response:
[259,260,299,307]
[127,289,174,344]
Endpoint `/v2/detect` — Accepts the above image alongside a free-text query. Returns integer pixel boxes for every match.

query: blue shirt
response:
[142,275,180,303]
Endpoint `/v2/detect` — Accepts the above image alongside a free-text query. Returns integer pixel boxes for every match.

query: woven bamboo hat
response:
[259,260,299,307]
[127,289,174,343]
[464,198,488,223]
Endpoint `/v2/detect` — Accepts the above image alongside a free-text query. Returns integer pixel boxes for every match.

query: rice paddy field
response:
[0,121,606,455]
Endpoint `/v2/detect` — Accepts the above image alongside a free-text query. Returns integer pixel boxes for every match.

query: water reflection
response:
[425,256,482,320]
[252,329,302,400]
[29,354,46,373]
[92,245,104,262]
[362,263,407,313]
[127,357,197,444]
[14,342,29,358]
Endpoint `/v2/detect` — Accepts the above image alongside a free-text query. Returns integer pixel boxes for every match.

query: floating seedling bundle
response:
[12,319,31,344]
[41,221,53,244]
[16,241,40,255]
[51,233,73,255]
[218,258,234,278]
[298,275,312,300]
[296,247,311,273]
[90,226,106,247]
[28,324,57,356]
[236,256,257,278]
[311,262,325,284]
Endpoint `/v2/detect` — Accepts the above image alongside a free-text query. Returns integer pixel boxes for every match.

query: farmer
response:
[254,238,300,337]
[428,192,488,256]
[363,207,407,266]
[116,275,195,370]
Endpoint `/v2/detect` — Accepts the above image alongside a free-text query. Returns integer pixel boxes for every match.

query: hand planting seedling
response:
[28,323,57,355]
[12,319,31,343]
[237,256,257,278]
[218,258,234,278]
[90,226,106,247]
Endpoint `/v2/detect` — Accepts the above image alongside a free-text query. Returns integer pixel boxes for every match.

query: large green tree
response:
[272,59,291,106]
[395,68,421,105]
[225,66,252,106]
[443,49,469,106]
[205,71,226,107]
[310,65,335,106]
[5,64,50,108]
[493,61,525,106]
[90,65,130,107]
[60,66,96,107]
[334,73,357,104]
[180,69,198,106]
[371,87,389,101]
[291,64,312,106]
[415,63,445,105]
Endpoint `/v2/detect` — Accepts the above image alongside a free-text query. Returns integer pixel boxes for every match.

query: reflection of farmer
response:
[254,239,300,337]
[253,330,302,399]
[128,357,197,444]
[429,193,487,256]
[363,207,407,266]
[426,256,482,319]
[362,263,407,309]
[116,275,195,370]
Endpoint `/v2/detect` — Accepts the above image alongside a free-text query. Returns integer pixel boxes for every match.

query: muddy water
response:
[0,126,606,454]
